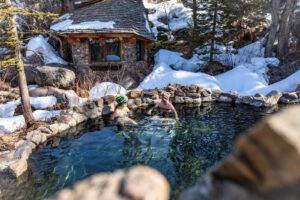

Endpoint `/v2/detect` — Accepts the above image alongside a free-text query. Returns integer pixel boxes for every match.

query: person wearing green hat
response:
[114,94,137,128]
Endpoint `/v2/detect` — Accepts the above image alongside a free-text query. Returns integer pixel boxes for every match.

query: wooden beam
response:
[58,33,151,42]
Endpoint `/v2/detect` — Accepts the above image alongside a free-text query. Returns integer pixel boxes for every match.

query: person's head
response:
[116,94,127,108]
[161,92,170,103]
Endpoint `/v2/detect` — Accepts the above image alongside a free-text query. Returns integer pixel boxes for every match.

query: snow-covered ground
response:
[0,96,57,118]
[138,48,300,96]
[0,110,61,134]
[26,35,67,65]
[143,0,192,38]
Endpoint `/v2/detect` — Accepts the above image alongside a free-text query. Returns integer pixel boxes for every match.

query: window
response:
[90,38,121,62]
[136,40,143,61]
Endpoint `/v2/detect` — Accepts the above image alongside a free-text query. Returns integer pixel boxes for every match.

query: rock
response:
[166,85,177,92]
[127,99,135,108]
[283,92,298,100]
[176,90,185,97]
[211,89,222,101]
[121,166,170,200]
[102,104,114,115]
[254,93,264,98]
[135,98,142,106]
[266,90,281,98]
[193,98,201,104]
[129,89,142,98]
[201,88,212,97]
[8,159,28,178]
[144,90,158,97]
[218,95,232,103]
[213,106,300,192]
[50,166,170,200]
[120,75,138,89]
[186,93,201,98]
[183,97,194,104]
[202,96,213,102]
[103,95,116,104]
[175,96,185,104]
[295,84,300,92]
[35,65,75,89]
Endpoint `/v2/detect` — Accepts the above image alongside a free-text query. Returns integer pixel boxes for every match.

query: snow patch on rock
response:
[0,96,57,118]
[90,82,127,99]
[0,110,61,134]
[26,35,67,65]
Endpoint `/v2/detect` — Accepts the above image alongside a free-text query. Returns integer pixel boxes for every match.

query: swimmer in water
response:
[147,92,179,120]
[114,94,138,128]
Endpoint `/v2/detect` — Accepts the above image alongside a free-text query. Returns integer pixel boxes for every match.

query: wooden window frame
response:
[136,40,145,61]
[88,38,122,63]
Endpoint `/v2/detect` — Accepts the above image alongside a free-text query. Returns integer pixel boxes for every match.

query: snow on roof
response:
[51,20,115,31]
[51,0,154,41]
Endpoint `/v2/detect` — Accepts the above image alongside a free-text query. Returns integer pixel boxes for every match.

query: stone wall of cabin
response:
[70,39,153,89]
[70,40,149,70]
[71,41,89,66]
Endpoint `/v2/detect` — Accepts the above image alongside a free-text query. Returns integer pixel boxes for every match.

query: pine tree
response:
[0,0,59,128]
[194,0,232,66]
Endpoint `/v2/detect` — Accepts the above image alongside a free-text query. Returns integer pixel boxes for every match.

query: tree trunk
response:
[192,0,198,32]
[265,0,280,57]
[209,0,218,64]
[277,0,296,58]
[6,0,34,126]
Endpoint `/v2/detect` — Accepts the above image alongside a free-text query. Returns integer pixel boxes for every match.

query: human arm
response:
[147,103,159,115]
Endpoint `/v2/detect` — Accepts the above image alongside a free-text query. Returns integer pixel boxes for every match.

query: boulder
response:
[120,75,138,90]
[128,89,142,98]
[218,95,232,103]
[201,88,212,97]
[296,84,300,92]
[8,159,28,178]
[103,95,116,104]
[50,166,170,200]
[283,92,298,100]
[35,65,75,89]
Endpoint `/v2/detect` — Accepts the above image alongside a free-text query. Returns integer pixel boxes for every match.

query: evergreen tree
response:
[0,0,59,128]
[194,0,235,66]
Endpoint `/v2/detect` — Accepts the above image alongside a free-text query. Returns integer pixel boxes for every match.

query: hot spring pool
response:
[0,104,280,199]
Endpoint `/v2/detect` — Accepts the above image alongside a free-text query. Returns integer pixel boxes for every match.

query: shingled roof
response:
[53,0,154,41]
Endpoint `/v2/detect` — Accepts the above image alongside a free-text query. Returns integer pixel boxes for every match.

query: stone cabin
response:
[51,0,155,73]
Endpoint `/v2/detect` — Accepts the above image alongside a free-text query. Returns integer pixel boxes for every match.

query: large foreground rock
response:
[35,65,75,89]
[50,166,170,200]
[180,106,300,200]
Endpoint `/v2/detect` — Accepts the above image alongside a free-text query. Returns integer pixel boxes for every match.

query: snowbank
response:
[26,35,67,65]
[155,50,199,72]
[216,66,268,95]
[254,70,300,95]
[138,49,299,96]
[143,0,192,37]
[138,62,220,90]
[0,110,61,134]
[0,96,57,118]
[89,82,127,99]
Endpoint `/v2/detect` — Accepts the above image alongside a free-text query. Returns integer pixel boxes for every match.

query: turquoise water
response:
[0,104,279,199]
